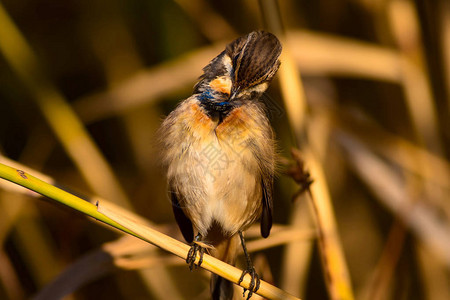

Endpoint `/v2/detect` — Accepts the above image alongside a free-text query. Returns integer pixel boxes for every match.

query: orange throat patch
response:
[209,76,232,95]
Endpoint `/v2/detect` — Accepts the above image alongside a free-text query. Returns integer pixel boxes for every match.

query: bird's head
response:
[194,31,282,105]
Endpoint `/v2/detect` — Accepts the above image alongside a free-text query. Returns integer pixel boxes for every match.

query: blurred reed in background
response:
[0,0,449,299]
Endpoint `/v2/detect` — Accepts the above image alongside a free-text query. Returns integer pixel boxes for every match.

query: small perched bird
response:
[158,31,282,300]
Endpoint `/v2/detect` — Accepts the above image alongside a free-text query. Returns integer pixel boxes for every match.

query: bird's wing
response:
[170,188,194,243]
[260,175,273,238]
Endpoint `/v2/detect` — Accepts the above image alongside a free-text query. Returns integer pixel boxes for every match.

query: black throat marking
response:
[198,90,235,123]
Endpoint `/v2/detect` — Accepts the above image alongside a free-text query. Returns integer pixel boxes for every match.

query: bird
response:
[157,30,282,300]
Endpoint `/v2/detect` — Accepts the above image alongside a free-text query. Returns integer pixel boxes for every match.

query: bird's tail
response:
[210,234,240,300]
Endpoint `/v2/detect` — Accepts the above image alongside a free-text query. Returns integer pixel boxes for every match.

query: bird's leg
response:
[186,233,205,271]
[237,231,260,300]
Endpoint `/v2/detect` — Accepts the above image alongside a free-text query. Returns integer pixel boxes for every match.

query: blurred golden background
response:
[0,0,449,299]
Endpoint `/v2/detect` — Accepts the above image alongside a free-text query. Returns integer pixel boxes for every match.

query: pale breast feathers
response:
[158,97,275,236]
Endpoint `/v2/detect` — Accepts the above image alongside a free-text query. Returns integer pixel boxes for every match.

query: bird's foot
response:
[186,234,205,271]
[238,265,261,300]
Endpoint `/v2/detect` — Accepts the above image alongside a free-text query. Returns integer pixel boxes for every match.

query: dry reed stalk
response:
[33,249,115,300]
[174,0,236,41]
[338,133,450,265]
[96,200,301,300]
[73,43,226,122]
[360,2,449,298]
[331,108,450,196]
[416,245,450,300]
[0,157,66,292]
[73,21,182,300]
[280,200,313,297]
[0,160,301,299]
[0,249,24,300]
[34,220,315,299]
[1,152,182,299]
[0,1,183,285]
[258,1,314,297]
[72,30,404,125]
[301,149,355,300]
[441,1,450,115]
[258,1,355,298]
[389,0,443,154]
[0,3,132,210]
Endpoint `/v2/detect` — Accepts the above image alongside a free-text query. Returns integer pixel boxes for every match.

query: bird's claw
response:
[186,242,205,271]
[238,266,260,300]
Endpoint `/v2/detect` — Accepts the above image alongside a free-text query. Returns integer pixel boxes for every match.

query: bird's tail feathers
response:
[210,234,240,300]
